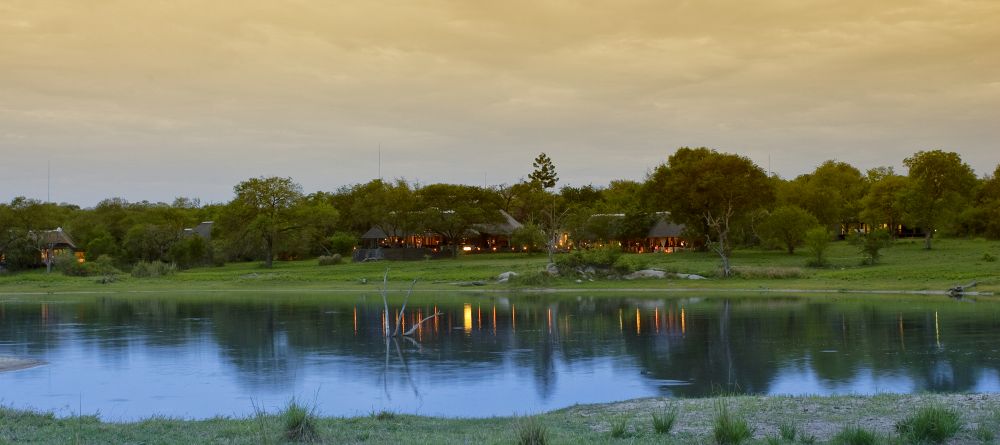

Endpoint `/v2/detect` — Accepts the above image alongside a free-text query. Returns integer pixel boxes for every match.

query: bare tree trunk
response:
[264,236,274,268]
[924,230,933,250]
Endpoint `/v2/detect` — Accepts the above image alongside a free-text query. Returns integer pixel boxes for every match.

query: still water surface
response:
[1,292,998,420]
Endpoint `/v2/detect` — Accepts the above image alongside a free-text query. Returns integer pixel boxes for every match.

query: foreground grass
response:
[2,393,999,444]
[1,238,998,295]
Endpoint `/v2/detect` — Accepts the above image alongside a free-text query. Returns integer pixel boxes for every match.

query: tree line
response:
[1,149,997,274]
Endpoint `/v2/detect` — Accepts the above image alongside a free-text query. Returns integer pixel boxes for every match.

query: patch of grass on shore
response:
[1,394,999,444]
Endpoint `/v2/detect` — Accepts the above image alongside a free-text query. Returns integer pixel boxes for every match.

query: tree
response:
[417,184,501,257]
[649,147,774,277]
[511,223,546,252]
[528,152,559,189]
[849,228,892,265]
[860,167,909,238]
[222,176,305,267]
[759,206,819,254]
[902,150,977,250]
[347,179,418,244]
[803,227,832,267]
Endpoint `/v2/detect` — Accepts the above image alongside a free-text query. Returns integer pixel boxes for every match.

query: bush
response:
[730,266,805,279]
[984,253,996,263]
[612,255,649,274]
[804,226,832,267]
[555,246,623,273]
[327,232,357,256]
[511,223,547,253]
[848,228,892,265]
[895,405,962,444]
[317,254,342,266]
[131,261,177,278]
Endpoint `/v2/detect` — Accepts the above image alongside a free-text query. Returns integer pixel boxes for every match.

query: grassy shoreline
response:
[1,238,998,296]
[2,393,998,444]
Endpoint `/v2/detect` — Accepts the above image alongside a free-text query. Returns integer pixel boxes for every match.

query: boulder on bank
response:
[497,271,519,283]
[675,273,707,280]
[545,263,560,276]
[624,269,667,280]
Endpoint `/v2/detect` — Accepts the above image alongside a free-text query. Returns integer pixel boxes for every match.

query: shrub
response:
[511,223,547,253]
[895,405,962,444]
[849,228,892,265]
[652,405,678,434]
[804,227,831,267]
[282,398,318,443]
[317,254,342,266]
[778,422,797,441]
[713,400,753,445]
[831,426,883,445]
[730,266,804,279]
[508,271,553,286]
[612,254,649,274]
[555,246,623,273]
[984,253,996,263]
[513,416,548,445]
[327,232,357,256]
[131,261,177,278]
[759,206,820,254]
[54,252,88,276]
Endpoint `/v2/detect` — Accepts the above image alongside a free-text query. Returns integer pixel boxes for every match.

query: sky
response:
[2,0,998,207]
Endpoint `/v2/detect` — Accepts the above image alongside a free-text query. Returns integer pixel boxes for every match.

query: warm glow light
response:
[547,308,552,334]
[619,308,623,332]
[353,306,357,335]
[512,304,516,331]
[463,304,472,333]
[635,308,641,335]
[462,246,473,251]
[680,308,686,335]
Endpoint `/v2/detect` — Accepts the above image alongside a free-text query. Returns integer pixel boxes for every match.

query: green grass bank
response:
[1,238,998,295]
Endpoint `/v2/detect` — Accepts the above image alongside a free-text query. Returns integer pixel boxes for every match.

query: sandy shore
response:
[0,356,44,372]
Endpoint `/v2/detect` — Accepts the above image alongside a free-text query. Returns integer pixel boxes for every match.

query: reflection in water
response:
[0,294,999,420]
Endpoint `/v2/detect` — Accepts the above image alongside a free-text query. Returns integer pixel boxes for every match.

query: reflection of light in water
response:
[547,308,552,334]
[655,307,660,334]
[492,305,497,336]
[635,308,640,335]
[353,306,357,335]
[619,308,623,332]
[478,305,482,330]
[935,311,941,349]
[434,306,439,333]
[464,304,472,333]
[512,305,516,331]
[680,308,686,335]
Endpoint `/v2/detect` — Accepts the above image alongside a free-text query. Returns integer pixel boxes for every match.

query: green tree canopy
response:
[528,152,559,189]
[902,150,977,249]
[220,176,305,267]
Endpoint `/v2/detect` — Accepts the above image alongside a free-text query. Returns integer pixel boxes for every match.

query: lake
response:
[1,292,998,420]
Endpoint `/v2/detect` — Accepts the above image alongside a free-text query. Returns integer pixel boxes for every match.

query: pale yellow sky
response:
[2,0,998,205]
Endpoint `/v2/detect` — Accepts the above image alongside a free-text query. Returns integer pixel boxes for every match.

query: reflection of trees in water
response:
[3,296,1000,396]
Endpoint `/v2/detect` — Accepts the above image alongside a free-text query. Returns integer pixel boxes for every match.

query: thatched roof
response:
[647,217,684,238]
[473,210,523,236]
[33,228,78,249]
[361,226,407,239]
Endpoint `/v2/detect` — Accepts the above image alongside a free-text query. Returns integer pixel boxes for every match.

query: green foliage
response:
[84,232,122,262]
[317,254,342,266]
[612,254,649,274]
[713,400,753,445]
[760,206,820,254]
[371,410,395,421]
[903,150,978,249]
[54,252,88,276]
[282,398,319,443]
[983,253,996,262]
[220,176,306,268]
[131,261,177,278]
[848,229,893,265]
[555,246,622,272]
[327,232,357,256]
[511,223,547,252]
[974,424,994,443]
[513,416,548,445]
[167,235,208,269]
[895,405,962,444]
[831,426,884,445]
[651,405,678,434]
[803,227,832,267]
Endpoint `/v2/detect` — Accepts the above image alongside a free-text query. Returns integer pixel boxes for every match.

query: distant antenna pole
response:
[378,143,382,180]
[768,154,771,177]
[47,160,51,202]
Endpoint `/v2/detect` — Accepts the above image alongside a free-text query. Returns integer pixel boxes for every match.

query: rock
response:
[496,271,519,283]
[673,273,707,280]
[575,279,583,283]
[457,280,487,287]
[545,263,560,276]
[624,269,667,280]
[583,266,597,275]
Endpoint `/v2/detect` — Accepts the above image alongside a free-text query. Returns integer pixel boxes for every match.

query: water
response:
[1,292,998,420]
